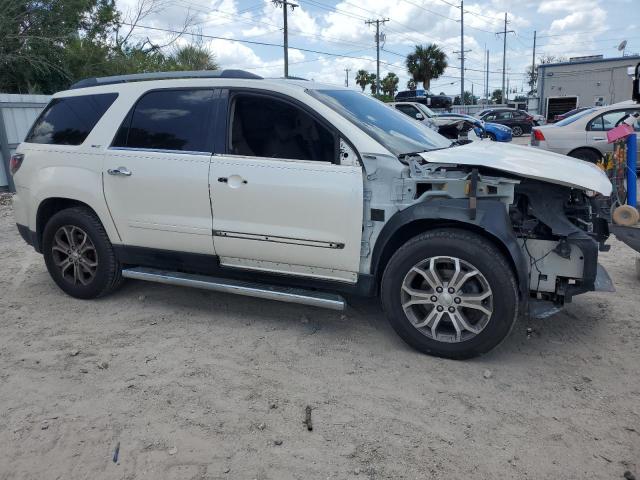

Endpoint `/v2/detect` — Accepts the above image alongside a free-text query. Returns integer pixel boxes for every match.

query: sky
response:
[115,0,640,97]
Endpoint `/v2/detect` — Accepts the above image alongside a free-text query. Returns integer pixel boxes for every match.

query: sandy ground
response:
[0,194,638,480]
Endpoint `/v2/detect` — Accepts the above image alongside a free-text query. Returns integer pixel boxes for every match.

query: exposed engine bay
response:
[404,157,613,306]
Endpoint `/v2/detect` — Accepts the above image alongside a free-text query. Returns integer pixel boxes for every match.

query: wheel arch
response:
[371,199,529,299]
[568,146,603,160]
[35,198,115,253]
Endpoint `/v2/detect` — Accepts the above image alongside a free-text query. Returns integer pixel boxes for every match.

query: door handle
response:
[107,166,132,176]
[218,176,248,186]
[592,137,605,141]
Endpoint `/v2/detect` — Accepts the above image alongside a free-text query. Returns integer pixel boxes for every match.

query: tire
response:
[380,229,518,359]
[42,206,123,299]
[568,148,601,164]
[511,125,523,137]
[487,132,497,141]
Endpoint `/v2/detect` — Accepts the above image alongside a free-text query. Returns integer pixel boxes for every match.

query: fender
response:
[371,198,530,299]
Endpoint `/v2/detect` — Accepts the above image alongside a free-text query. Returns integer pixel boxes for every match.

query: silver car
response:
[388,102,439,131]
[531,100,639,163]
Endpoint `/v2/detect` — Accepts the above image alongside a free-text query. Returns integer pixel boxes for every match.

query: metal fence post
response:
[0,107,15,192]
[627,132,637,207]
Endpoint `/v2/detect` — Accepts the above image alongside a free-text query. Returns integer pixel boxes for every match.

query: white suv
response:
[11,70,615,359]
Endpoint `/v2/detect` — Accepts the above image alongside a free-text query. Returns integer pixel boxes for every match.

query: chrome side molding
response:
[122,266,347,311]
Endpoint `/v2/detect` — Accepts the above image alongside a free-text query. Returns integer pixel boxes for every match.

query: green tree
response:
[491,88,503,104]
[405,44,448,90]
[168,44,219,71]
[407,79,416,90]
[368,73,377,95]
[355,69,370,92]
[381,72,399,97]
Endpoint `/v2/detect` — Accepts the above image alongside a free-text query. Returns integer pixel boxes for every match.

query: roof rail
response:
[70,69,262,89]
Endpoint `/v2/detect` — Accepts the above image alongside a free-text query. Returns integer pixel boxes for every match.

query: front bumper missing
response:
[529,263,614,319]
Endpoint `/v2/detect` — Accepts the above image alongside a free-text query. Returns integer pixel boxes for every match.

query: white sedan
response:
[531,100,639,163]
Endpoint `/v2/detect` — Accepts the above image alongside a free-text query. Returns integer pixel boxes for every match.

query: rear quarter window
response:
[25,93,118,145]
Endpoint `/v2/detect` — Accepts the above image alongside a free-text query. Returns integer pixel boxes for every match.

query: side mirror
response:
[633,62,640,103]
[415,112,424,120]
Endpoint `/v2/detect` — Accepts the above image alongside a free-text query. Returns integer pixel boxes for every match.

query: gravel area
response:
[0,195,638,480]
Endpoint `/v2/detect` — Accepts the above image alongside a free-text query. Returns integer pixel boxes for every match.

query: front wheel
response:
[42,207,123,299]
[380,229,518,359]
[511,125,523,136]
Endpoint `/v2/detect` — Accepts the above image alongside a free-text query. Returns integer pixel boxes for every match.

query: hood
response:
[418,141,612,195]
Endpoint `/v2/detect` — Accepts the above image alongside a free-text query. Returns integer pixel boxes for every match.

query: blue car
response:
[435,113,513,142]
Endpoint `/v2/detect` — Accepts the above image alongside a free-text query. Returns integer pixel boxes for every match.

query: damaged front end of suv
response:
[399,142,615,317]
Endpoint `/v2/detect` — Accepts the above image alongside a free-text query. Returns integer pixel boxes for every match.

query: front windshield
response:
[309,89,452,156]
[555,108,597,126]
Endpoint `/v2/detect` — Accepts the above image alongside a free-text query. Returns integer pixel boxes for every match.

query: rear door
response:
[103,88,217,255]
[208,91,363,283]
[586,108,640,159]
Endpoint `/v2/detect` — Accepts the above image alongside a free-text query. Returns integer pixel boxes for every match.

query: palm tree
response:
[355,69,370,92]
[405,44,447,90]
[368,73,377,95]
[170,45,219,71]
[381,72,399,97]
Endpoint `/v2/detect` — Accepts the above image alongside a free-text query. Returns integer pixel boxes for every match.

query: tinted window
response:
[230,94,336,162]
[396,104,420,117]
[309,89,451,156]
[114,89,213,152]
[26,93,117,145]
[396,91,408,98]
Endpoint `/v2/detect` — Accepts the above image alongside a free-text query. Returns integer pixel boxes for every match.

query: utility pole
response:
[272,0,298,78]
[344,68,351,87]
[531,30,537,93]
[485,49,489,103]
[453,1,471,105]
[496,12,514,104]
[365,18,389,96]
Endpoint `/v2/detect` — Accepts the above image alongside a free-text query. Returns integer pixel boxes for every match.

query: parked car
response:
[531,101,640,164]
[11,70,614,359]
[477,109,534,136]
[388,101,438,131]
[435,113,513,142]
[552,106,592,123]
[395,89,452,109]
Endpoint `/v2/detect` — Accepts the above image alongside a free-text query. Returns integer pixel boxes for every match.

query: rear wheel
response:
[42,207,123,299]
[487,132,497,141]
[380,229,518,359]
[511,125,523,137]
[569,148,601,164]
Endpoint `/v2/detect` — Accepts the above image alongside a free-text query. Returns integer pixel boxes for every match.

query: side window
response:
[484,114,496,121]
[589,110,629,131]
[396,105,419,117]
[497,112,513,120]
[229,94,336,162]
[25,93,117,145]
[113,89,213,152]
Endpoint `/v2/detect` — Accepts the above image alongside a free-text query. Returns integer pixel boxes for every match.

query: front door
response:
[209,92,363,283]
[103,88,217,254]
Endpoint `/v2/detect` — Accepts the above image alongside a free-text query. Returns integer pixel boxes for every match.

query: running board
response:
[121,266,346,311]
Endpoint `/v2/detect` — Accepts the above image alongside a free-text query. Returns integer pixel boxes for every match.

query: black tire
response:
[569,148,601,164]
[487,132,497,141]
[511,125,523,137]
[380,229,518,359]
[42,207,123,299]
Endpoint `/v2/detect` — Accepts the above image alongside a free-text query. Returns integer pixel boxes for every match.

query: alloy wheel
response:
[400,256,493,343]
[51,225,98,286]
